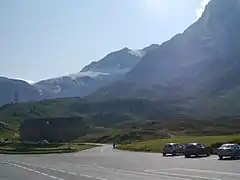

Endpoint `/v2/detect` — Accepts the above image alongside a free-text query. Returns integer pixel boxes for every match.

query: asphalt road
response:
[0,145,239,180]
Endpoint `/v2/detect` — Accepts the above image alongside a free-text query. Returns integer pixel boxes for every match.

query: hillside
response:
[87,0,240,118]
[0,77,41,106]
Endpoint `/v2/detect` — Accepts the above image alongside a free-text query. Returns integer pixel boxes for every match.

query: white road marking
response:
[62,162,93,168]
[40,172,48,176]
[170,168,240,176]
[62,162,191,180]
[67,171,77,175]
[48,175,58,179]
[94,164,116,171]
[56,169,66,173]
[100,147,105,153]
[5,161,106,180]
[145,170,222,180]
[4,161,63,180]
[80,173,93,178]
[116,169,192,180]
[96,177,107,180]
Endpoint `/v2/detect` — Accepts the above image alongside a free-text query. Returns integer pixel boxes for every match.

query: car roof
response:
[222,143,238,146]
[166,143,178,145]
[187,143,200,145]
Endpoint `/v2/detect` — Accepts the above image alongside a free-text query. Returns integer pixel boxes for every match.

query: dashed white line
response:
[96,177,107,180]
[170,168,240,176]
[48,175,58,179]
[56,169,66,173]
[145,170,222,180]
[50,168,57,171]
[67,171,77,175]
[4,161,63,180]
[61,162,193,180]
[116,169,192,180]
[4,161,107,180]
[79,173,93,178]
[40,172,49,176]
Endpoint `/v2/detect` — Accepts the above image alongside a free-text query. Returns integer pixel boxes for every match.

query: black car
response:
[162,143,185,156]
[184,143,210,158]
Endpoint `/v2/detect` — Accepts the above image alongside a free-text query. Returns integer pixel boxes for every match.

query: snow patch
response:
[128,50,145,57]
[67,71,109,80]
[53,85,62,93]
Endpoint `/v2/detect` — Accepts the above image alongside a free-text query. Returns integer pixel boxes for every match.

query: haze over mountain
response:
[88,0,240,118]
[33,44,159,99]
[0,45,159,105]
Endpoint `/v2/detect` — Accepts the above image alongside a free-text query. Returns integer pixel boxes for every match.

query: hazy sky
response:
[0,0,210,83]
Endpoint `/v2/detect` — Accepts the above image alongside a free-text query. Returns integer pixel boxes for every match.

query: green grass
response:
[118,135,240,153]
[0,143,96,154]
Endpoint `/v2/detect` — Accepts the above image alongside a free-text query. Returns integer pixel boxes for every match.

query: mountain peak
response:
[201,0,240,21]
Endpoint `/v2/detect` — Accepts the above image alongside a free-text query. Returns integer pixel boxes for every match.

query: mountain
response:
[34,45,159,99]
[128,0,240,84]
[0,77,41,106]
[88,0,240,118]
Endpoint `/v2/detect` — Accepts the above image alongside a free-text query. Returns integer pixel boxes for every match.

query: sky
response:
[0,0,210,83]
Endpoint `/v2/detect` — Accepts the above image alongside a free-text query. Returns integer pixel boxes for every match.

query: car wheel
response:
[172,151,177,156]
[206,153,210,157]
[185,154,190,158]
[231,154,237,160]
[218,155,223,160]
[163,153,166,156]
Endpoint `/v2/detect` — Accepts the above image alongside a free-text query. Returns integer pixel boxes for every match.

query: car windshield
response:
[221,144,236,148]
[165,144,173,148]
[186,144,197,148]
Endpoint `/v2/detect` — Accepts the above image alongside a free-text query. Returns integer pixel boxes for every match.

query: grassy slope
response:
[118,135,240,153]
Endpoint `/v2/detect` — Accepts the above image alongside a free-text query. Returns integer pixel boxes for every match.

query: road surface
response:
[0,145,239,180]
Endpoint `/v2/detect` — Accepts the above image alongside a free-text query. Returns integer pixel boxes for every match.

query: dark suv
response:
[184,143,210,158]
[163,143,185,156]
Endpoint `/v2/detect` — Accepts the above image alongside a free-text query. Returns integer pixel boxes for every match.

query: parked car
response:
[184,143,210,158]
[38,140,49,145]
[217,144,240,160]
[163,143,185,156]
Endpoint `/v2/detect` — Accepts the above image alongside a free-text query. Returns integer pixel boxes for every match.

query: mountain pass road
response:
[0,145,239,180]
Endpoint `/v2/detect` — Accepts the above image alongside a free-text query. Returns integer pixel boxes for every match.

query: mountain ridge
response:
[86,0,240,118]
[33,44,159,99]
[0,44,160,105]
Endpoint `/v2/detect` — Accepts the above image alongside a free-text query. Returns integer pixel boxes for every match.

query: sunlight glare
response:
[143,0,167,14]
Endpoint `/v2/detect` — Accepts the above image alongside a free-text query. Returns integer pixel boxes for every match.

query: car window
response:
[186,144,196,149]
[221,144,236,148]
[173,144,179,148]
[196,144,202,148]
[165,144,173,148]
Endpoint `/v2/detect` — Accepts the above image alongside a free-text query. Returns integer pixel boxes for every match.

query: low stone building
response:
[20,117,87,142]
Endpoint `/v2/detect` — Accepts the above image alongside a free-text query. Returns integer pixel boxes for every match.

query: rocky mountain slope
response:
[34,44,159,99]
[88,0,240,118]
[0,77,41,106]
